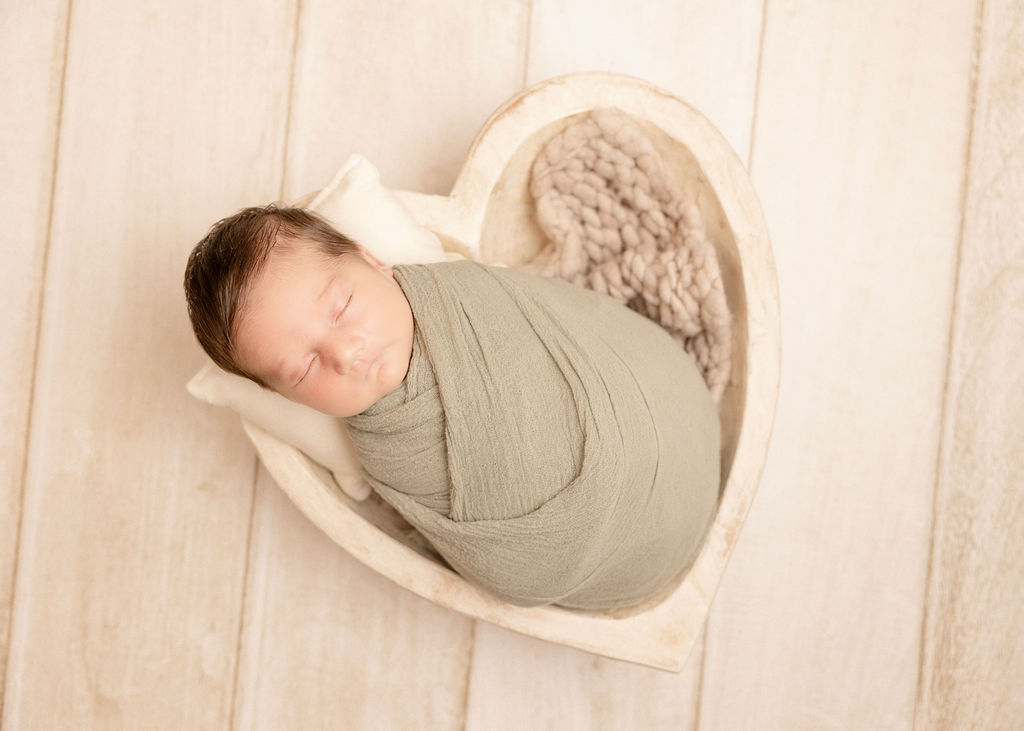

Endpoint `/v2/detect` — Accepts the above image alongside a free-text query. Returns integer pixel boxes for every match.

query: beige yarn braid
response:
[519,107,731,403]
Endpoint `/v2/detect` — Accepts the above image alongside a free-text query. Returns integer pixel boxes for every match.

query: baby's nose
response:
[331,335,365,374]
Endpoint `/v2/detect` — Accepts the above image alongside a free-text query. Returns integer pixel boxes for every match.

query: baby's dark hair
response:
[183,203,359,386]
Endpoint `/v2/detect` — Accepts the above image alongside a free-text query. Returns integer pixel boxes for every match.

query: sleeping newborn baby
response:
[185,203,720,611]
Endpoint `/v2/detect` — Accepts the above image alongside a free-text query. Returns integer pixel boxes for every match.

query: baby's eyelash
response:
[333,294,352,325]
[297,354,317,385]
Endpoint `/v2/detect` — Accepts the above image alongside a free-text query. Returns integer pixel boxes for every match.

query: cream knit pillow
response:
[308,154,445,265]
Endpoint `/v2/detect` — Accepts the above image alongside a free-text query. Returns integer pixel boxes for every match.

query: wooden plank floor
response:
[2,1,1021,728]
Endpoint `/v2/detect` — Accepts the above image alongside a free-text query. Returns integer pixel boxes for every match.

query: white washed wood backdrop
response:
[2,1,1021,729]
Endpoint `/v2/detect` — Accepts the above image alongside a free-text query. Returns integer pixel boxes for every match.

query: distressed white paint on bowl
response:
[243,71,780,671]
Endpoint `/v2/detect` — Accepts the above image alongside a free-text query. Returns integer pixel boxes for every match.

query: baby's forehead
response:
[262,238,348,276]
[272,234,364,265]
[253,243,371,307]
[272,234,328,260]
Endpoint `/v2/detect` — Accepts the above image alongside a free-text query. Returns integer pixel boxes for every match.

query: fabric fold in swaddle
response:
[343,259,719,610]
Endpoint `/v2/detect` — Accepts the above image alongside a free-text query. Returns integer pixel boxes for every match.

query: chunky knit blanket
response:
[520,107,731,402]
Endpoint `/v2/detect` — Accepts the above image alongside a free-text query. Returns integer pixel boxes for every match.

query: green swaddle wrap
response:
[342,259,720,610]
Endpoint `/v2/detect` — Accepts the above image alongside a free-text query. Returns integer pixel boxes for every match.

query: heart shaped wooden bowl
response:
[243,72,780,671]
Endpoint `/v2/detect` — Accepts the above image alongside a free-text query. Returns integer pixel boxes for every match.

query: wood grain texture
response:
[283,0,531,198]
[916,0,1024,726]
[233,471,474,730]
[464,1,764,728]
[1,0,296,727]
[3,0,1017,727]
[0,0,69,717]
[699,1,978,728]
[229,1,529,728]
[524,0,764,159]
[465,623,707,730]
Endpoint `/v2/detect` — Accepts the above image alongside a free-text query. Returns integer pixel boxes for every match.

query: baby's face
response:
[232,237,414,417]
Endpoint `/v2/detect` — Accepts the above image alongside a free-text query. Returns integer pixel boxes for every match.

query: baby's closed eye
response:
[332,293,353,325]
[296,354,318,385]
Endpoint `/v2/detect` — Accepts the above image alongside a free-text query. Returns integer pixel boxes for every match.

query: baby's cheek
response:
[377,359,401,393]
